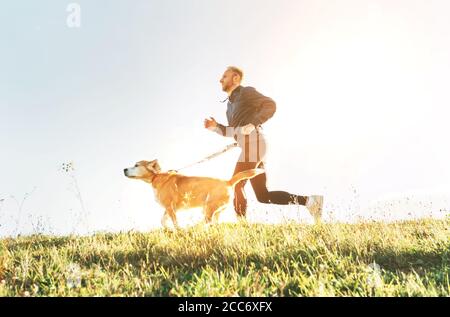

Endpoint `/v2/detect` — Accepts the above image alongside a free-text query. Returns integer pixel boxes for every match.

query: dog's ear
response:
[153,160,161,173]
[149,160,161,173]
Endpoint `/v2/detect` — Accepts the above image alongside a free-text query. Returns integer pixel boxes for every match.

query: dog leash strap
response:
[175,142,238,172]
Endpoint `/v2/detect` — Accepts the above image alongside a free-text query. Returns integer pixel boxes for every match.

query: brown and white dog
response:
[124,160,264,228]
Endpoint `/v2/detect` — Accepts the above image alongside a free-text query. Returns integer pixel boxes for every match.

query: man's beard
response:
[222,82,232,92]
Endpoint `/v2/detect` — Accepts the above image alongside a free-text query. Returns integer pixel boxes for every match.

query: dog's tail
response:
[227,168,265,187]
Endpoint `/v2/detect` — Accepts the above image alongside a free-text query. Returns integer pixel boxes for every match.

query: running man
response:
[204,66,323,222]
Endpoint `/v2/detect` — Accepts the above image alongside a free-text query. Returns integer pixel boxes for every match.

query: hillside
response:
[0,218,449,296]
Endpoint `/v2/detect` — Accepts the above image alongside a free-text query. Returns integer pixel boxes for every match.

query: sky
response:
[1,0,449,237]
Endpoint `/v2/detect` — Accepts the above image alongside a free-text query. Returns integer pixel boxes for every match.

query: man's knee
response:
[255,193,271,204]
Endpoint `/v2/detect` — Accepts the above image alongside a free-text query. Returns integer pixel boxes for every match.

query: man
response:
[204,66,324,222]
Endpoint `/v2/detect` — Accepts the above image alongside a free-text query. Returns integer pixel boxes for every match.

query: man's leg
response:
[250,161,308,205]
[232,161,259,218]
[250,161,323,222]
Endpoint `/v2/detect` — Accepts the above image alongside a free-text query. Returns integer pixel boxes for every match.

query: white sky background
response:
[0,0,449,237]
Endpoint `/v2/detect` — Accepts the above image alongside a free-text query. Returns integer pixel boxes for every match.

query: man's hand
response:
[204,117,218,131]
[240,123,255,135]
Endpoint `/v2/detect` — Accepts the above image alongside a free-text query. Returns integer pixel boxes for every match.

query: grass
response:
[0,218,449,296]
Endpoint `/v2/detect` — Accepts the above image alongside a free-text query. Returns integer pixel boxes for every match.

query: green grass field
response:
[0,218,449,296]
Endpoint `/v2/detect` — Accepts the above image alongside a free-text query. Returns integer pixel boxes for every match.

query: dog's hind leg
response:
[212,205,227,224]
[204,204,226,224]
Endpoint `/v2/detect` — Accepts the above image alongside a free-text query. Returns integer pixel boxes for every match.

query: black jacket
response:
[217,86,276,135]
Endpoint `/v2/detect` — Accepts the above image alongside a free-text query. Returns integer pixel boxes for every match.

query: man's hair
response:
[227,66,244,83]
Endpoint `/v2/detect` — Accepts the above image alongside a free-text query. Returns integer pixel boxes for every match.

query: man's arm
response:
[204,117,234,138]
[240,87,277,126]
[253,98,276,126]
[210,122,234,138]
[205,117,254,137]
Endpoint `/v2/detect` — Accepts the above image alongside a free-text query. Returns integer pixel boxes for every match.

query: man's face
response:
[220,70,237,92]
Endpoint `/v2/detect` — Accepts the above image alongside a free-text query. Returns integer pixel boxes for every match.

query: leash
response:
[170,142,238,173]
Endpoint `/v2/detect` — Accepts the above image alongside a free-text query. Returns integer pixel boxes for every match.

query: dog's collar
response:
[144,166,177,183]
[142,165,159,183]
[148,173,158,183]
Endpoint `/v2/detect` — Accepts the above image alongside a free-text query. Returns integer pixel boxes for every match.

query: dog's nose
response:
[123,169,127,175]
